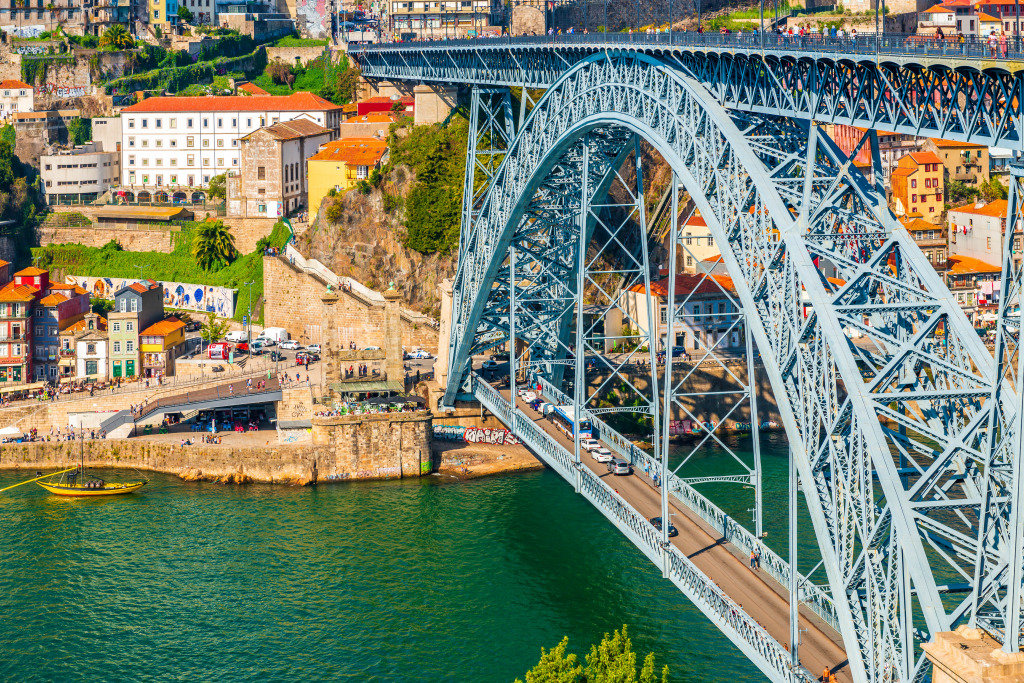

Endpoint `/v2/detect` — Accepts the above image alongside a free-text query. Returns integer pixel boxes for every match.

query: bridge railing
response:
[474,375,813,683]
[534,375,841,634]
[361,31,1024,63]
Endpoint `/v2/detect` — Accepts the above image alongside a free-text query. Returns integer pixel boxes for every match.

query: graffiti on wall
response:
[295,0,330,38]
[67,276,237,318]
[37,83,87,98]
[432,424,521,446]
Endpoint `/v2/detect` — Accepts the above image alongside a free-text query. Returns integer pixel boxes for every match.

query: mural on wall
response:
[66,276,237,318]
[36,84,86,98]
[2,25,45,38]
[295,0,330,38]
[432,424,521,445]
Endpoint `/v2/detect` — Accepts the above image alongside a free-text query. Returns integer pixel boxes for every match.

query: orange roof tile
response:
[309,137,388,166]
[946,255,1001,275]
[140,316,185,337]
[345,112,399,124]
[628,273,736,297]
[949,199,1007,218]
[930,138,986,149]
[978,11,1000,20]
[904,151,942,165]
[0,282,37,302]
[702,254,724,263]
[684,213,707,227]
[48,282,77,290]
[14,266,46,276]
[237,82,270,96]
[0,79,31,89]
[360,96,414,106]
[121,92,342,113]
[920,4,953,12]
[899,216,938,231]
[128,282,148,294]
[891,168,915,177]
[63,316,108,334]
[38,293,68,306]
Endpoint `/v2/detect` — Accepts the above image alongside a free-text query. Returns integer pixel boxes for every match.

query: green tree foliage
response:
[946,179,978,207]
[200,311,230,344]
[266,60,295,87]
[207,173,226,199]
[0,139,43,259]
[91,297,114,315]
[515,627,669,683]
[67,117,91,146]
[393,122,467,255]
[177,5,193,22]
[100,24,134,50]
[981,177,1008,202]
[191,220,238,270]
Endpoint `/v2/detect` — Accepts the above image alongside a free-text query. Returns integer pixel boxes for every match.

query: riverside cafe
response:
[0,381,48,402]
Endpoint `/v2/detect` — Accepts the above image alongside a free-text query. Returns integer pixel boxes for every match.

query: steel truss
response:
[358,42,1024,146]
[444,51,1018,683]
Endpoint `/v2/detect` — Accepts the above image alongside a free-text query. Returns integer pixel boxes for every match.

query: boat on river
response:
[0,436,147,497]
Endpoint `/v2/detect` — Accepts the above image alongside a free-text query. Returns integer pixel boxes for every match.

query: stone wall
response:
[38,225,178,252]
[311,411,432,479]
[265,45,326,65]
[510,5,545,35]
[263,255,439,352]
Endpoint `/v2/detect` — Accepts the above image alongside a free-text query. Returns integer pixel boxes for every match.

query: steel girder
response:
[356,43,1024,146]
[445,51,1011,682]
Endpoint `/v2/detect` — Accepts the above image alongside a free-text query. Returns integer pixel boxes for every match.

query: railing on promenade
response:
[534,375,841,634]
[361,30,1024,64]
[472,374,814,683]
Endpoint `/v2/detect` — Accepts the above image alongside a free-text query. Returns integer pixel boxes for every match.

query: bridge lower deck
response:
[502,387,851,682]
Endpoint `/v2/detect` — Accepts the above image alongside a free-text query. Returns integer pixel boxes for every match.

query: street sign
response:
[243,316,247,325]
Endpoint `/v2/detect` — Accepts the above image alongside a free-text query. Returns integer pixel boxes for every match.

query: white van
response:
[224,330,248,343]
[259,327,289,344]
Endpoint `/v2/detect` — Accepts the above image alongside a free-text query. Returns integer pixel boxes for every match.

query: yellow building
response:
[139,316,185,379]
[890,152,945,225]
[308,137,389,220]
[149,0,178,31]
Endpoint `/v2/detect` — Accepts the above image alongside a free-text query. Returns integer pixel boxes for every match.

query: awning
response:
[0,425,22,435]
[329,379,406,394]
[94,205,193,222]
[0,381,45,395]
[989,147,1015,159]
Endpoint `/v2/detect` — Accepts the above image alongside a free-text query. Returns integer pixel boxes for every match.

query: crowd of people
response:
[2,425,108,443]
[314,401,423,418]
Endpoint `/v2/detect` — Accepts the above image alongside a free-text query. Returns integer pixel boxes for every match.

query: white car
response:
[409,349,432,359]
[522,391,537,402]
[580,438,601,452]
[280,340,302,350]
[592,447,614,463]
[307,344,321,354]
[481,359,500,370]
[254,337,276,347]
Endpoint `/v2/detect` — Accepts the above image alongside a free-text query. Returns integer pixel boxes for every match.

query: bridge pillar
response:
[383,288,404,389]
[923,627,1024,683]
[357,77,411,102]
[413,84,457,126]
[432,278,453,408]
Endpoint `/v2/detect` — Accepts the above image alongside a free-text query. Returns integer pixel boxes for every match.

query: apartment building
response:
[0,79,33,122]
[948,199,1010,264]
[924,138,990,187]
[33,286,90,382]
[226,118,332,218]
[58,312,107,381]
[890,152,945,224]
[390,0,497,40]
[41,141,121,205]
[119,93,342,195]
[108,281,164,379]
[307,137,389,219]
[900,216,948,272]
[139,316,185,378]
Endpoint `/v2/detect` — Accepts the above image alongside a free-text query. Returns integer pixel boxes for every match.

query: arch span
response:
[448,52,1004,682]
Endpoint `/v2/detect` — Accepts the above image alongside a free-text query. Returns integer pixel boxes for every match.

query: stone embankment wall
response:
[265,46,325,65]
[0,411,434,484]
[263,255,439,352]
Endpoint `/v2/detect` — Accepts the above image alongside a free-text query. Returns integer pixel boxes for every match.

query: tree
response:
[266,61,295,87]
[67,117,91,146]
[515,626,669,683]
[177,5,193,22]
[981,177,1008,202]
[945,179,978,207]
[99,24,135,50]
[191,219,237,271]
[199,311,230,345]
[91,297,114,316]
[207,172,226,200]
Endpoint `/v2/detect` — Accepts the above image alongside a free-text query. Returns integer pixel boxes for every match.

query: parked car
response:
[280,340,301,350]
[580,438,601,452]
[254,336,276,347]
[522,391,537,402]
[607,458,632,475]
[260,327,289,344]
[491,351,510,362]
[409,349,432,359]
[365,346,381,351]
[270,351,286,362]
[225,330,248,343]
[234,342,250,353]
[592,447,614,463]
[649,517,679,537]
[481,359,500,370]
[307,344,321,354]
[184,320,201,332]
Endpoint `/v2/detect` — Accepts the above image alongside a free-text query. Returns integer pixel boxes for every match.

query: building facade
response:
[890,151,945,224]
[41,141,121,205]
[307,137,389,219]
[108,281,164,379]
[33,287,90,382]
[226,118,331,218]
[900,216,948,272]
[946,255,1001,325]
[59,312,107,381]
[389,0,496,40]
[119,93,342,195]
[948,199,1010,266]
[0,79,33,122]
[925,138,990,187]
[139,316,185,378]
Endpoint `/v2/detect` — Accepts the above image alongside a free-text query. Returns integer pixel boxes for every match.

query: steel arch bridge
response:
[358,41,1024,683]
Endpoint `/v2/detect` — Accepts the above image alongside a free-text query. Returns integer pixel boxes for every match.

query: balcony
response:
[59,348,75,357]
[0,332,26,341]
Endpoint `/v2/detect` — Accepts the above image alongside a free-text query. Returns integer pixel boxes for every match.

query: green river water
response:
[0,433,803,682]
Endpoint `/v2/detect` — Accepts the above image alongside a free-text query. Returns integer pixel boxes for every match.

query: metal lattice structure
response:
[361,41,1024,683]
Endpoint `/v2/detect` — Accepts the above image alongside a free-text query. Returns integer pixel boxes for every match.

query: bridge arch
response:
[449,50,1002,682]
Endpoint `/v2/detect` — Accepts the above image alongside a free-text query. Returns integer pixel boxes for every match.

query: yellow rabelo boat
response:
[0,440,147,497]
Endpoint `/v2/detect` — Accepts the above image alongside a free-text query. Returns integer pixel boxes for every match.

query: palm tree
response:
[191,220,238,271]
[99,24,134,50]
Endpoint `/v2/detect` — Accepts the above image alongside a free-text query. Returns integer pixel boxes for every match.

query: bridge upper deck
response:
[357,32,1024,147]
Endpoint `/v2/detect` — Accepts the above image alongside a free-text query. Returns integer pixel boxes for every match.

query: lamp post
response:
[133,264,150,282]
[243,280,254,361]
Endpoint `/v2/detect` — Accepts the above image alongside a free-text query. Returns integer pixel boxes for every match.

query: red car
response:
[234,342,249,353]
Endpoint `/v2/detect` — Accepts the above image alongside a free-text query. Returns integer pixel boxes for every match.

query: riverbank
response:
[0,436,544,485]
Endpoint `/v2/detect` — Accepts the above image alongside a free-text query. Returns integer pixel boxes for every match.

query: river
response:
[0,434,800,682]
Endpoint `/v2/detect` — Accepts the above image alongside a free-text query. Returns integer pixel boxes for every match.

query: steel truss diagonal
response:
[443,52,1013,683]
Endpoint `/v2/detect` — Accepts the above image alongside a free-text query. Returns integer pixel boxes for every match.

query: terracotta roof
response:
[946,255,1001,275]
[38,293,68,306]
[0,79,31,89]
[930,137,986,149]
[978,11,1000,20]
[140,316,185,336]
[48,282,77,290]
[0,282,37,302]
[237,82,270,96]
[344,112,399,124]
[904,151,942,165]
[309,137,388,166]
[246,118,330,141]
[702,254,724,263]
[127,282,148,294]
[891,168,915,177]
[121,92,342,113]
[341,103,357,114]
[14,266,46,276]
[899,216,938,231]
[94,206,191,221]
[949,199,1007,218]
[63,316,107,334]
[629,273,736,297]
[684,213,707,227]
[920,4,953,11]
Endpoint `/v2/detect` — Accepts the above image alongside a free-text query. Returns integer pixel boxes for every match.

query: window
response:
[203,118,208,128]
[142,119,148,128]
[247,118,252,127]
[911,194,917,203]
[217,139,223,147]
[232,158,238,166]
[257,166,266,180]
[357,165,368,179]
[113,341,121,353]
[170,140,176,148]
[187,136,194,147]
[87,343,95,355]
[232,139,238,147]
[169,118,176,128]
[203,139,210,147]
[142,139,149,148]
[128,136,135,147]
[988,236,992,249]
[130,298,138,312]
[128,154,135,166]
[126,340,134,352]
[911,179,917,189]
[231,118,236,126]
[128,119,135,128]
[187,118,193,128]
[155,119,162,128]
[187,155,195,166]
[127,321,134,332]
[112,322,120,332]
[155,139,162,148]
[118,299,126,312]
[217,118,222,127]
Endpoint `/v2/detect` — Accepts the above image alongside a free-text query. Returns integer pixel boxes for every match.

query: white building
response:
[917,4,956,33]
[0,79,33,122]
[75,330,108,380]
[41,142,121,205]
[948,199,1007,264]
[118,93,342,196]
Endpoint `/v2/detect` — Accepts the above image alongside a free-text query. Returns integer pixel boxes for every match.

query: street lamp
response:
[134,264,150,282]
[243,280,254,360]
